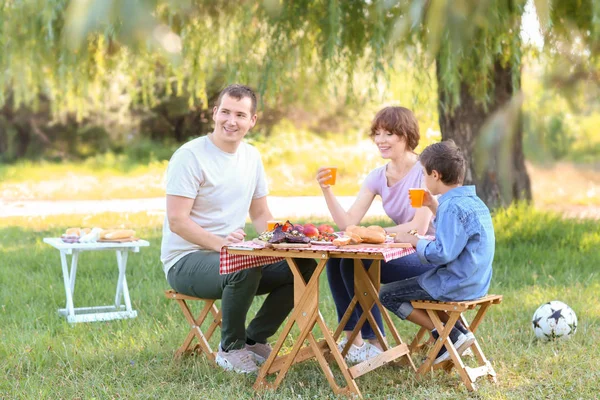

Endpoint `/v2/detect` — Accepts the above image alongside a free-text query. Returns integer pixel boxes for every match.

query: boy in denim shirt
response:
[379,140,495,364]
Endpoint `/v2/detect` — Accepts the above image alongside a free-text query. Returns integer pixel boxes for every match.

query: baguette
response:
[100,229,136,240]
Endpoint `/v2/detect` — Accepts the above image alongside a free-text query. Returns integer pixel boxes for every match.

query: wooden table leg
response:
[253,257,362,398]
[347,259,416,374]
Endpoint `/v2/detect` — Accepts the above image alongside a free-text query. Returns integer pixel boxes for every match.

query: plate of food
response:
[309,232,339,245]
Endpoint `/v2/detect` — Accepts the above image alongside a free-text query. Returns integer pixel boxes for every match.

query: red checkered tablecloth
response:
[219,241,417,275]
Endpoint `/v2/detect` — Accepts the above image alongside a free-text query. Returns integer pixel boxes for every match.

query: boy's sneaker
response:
[454,321,477,355]
[337,338,383,364]
[431,328,467,365]
[216,344,259,374]
[245,342,272,365]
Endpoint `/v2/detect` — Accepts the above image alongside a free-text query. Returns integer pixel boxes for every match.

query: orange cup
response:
[409,188,425,208]
[267,220,282,231]
[322,167,338,186]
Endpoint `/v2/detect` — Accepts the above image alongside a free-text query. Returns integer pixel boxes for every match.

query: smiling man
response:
[160,84,315,374]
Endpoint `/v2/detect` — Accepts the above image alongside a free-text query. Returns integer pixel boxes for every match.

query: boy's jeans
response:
[168,251,316,350]
[379,275,435,319]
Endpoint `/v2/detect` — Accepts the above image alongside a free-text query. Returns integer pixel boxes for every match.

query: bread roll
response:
[65,227,81,237]
[360,229,385,244]
[346,231,362,244]
[344,225,386,244]
[367,225,386,234]
[345,225,359,234]
[332,236,351,246]
[100,229,136,240]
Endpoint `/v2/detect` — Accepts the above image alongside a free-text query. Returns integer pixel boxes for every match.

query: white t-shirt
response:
[160,135,269,275]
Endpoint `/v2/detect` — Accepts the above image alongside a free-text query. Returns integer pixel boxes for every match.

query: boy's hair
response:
[216,84,258,115]
[419,140,466,185]
[370,106,420,151]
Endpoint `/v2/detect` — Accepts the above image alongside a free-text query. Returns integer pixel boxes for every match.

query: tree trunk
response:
[436,58,532,209]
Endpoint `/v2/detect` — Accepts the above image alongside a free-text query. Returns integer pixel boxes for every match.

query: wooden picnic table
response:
[221,242,417,399]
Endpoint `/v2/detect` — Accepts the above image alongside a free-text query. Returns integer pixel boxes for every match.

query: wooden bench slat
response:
[165,289,214,302]
[411,294,503,309]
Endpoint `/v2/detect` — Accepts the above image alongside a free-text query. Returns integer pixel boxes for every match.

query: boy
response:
[379,140,495,364]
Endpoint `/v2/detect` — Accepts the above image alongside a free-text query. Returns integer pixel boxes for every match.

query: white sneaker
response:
[337,339,382,364]
[245,342,272,365]
[456,332,476,356]
[216,345,259,374]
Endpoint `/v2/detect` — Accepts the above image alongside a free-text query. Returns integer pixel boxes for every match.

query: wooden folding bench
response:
[409,294,503,391]
[165,290,222,362]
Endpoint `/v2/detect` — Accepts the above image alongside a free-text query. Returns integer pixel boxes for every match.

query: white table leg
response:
[69,251,79,294]
[115,250,132,312]
[59,251,76,319]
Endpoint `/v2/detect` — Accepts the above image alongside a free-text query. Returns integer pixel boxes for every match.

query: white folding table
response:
[43,238,150,323]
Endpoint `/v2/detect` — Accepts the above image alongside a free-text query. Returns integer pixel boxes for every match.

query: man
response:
[161,84,316,374]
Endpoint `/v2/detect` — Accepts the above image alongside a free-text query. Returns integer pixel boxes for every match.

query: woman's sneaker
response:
[337,338,383,364]
[216,344,259,374]
[432,327,467,365]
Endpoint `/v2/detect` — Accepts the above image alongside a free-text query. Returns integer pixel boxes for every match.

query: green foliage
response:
[522,57,600,163]
[1,207,600,398]
[2,0,598,120]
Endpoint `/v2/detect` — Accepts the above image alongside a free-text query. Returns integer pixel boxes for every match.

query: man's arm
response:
[249,195,273,234]
[167,195,245,252]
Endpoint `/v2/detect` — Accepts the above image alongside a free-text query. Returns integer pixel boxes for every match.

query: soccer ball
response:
[532,301,578,341]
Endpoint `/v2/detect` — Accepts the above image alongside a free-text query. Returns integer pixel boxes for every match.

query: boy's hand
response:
[394,232,419,247]
[421,190,435,208]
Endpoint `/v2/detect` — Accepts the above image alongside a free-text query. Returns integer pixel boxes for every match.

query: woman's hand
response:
[317,167,334,189]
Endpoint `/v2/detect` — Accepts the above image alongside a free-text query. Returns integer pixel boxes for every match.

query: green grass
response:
[1,206,599,399]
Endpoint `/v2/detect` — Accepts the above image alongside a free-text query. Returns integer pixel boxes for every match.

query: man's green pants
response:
[168,251,316,350]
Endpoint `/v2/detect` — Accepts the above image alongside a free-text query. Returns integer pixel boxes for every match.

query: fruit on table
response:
[281,220,295,232]
[293,224,304,233]
[303,223,319,238]
[315,232,338,242]
[317,224,335,234]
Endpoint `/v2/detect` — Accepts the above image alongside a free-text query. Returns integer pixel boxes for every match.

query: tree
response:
[1,0,598,208]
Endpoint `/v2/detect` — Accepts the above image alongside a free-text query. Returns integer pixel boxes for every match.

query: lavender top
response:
[363,161,435,235]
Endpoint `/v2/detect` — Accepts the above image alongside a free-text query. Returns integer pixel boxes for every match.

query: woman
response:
[317,106,435,363]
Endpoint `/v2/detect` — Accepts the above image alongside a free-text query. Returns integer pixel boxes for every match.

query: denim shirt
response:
[416,186,495,301]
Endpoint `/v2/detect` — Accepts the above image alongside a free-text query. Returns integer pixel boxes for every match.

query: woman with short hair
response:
[316,106,435,363]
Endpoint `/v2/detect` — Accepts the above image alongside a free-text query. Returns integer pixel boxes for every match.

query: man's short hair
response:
[215,84,258,115]
[419,140,466,185]
[370,106,420,151]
